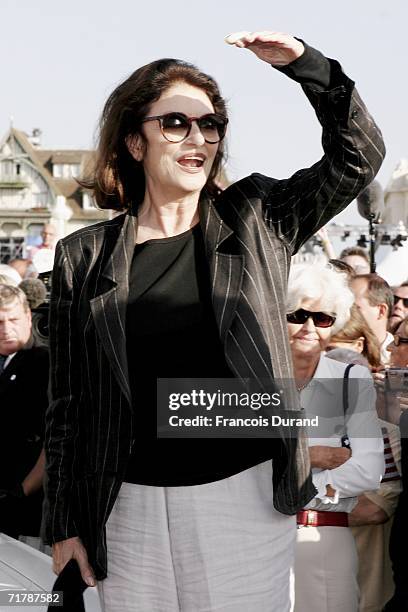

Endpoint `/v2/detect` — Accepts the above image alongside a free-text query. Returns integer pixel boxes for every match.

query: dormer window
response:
[53,163,80,178]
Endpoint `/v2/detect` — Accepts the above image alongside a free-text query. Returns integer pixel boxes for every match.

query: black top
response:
[125,225,275,485]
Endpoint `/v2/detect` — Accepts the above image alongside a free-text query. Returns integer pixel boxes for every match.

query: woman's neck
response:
[291,353,321,389]
[136,189,200,241]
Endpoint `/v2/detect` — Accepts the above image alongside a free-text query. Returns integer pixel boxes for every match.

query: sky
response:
[1,0,407,226]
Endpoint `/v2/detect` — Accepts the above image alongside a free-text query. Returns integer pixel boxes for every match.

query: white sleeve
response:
[312,369,384,501]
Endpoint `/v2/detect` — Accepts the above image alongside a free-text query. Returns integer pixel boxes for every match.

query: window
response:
[0,160,14,177]
[52,163,80,178]
[52,164,63,178]
[82,192,96,210]
[70,164,80,178]
[0,237,24,264]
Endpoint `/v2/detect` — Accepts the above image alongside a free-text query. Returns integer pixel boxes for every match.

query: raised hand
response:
[225,31,304,66]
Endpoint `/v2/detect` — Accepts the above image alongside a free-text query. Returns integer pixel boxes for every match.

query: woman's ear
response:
[126,134,144,162]
[378,303,388,320]
[355,337,365,353]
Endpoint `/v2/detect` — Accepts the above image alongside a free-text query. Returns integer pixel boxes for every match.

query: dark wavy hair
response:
[81,59,228,211]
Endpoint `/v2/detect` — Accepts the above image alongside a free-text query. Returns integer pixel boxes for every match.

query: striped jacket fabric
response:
[43,58,385,579]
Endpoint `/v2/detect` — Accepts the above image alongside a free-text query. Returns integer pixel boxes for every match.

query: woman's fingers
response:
[52,537,96,587]
[75,549,96,587]
[225,31,288,47]
[224,31,251,45]
[397,395,408,411]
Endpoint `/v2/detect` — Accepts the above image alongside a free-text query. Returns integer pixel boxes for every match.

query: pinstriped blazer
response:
[43,64,385,579]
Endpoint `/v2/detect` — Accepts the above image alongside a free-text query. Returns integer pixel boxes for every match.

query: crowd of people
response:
[3,232,408,611]
[1,27,406,612]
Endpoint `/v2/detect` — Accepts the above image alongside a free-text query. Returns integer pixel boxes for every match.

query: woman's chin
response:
[292,342,321,357]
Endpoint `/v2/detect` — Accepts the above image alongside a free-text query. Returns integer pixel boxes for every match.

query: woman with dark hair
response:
[43,30,385,611]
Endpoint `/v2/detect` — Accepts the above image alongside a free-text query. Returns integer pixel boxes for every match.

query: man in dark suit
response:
[0,284,49,539]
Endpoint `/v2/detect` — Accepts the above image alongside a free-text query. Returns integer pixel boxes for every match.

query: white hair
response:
[287,262,354,334]
[0,264,20,286]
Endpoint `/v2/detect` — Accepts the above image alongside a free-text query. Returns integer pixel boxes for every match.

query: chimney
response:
[28,128,42,147]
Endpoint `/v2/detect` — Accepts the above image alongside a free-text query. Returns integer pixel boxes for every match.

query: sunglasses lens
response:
[394,296,408,308]
[313,312,336,328]
[160,113,227,143]
[161,113,190,142]
[286,309,335,328]
[198,114,227,143]
[286,310,308,325]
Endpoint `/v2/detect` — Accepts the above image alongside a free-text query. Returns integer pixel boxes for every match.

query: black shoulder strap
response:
[343,363,355,414]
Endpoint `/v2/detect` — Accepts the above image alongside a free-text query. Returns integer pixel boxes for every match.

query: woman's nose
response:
[302,316,316,331]
[186,122,205,145]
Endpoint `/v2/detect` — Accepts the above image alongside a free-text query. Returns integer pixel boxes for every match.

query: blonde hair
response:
[0,284,30,312]
[330,304,381,368]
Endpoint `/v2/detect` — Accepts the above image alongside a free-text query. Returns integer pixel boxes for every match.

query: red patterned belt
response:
[297,509,348,527]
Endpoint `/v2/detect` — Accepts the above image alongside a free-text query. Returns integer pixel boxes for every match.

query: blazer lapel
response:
[90,213,137,406]
[90,200,244,401]
[200,197,244,344]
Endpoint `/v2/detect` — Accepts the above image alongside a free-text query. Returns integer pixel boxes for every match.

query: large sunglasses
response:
[140,112,228,144]
[393,295,408,308]
[286,309,336,328]
[393,335,408,346]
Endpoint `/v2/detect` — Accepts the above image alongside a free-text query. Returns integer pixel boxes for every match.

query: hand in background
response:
[348,494,388,526]
[309,445,351,469]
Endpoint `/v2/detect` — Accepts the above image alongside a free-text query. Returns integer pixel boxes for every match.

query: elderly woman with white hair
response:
[286,263,384,612]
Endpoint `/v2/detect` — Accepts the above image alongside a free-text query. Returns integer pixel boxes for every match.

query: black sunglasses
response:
[140,112,228,144]
[393,295,408,308]
[393,335,408,346]
[286,309,336,328]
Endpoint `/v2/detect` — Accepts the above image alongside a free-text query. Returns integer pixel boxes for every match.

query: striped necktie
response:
[0,354,7,375]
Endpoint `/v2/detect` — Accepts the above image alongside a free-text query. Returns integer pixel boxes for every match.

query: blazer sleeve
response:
[43,240,81,543]
[252,55,385,255]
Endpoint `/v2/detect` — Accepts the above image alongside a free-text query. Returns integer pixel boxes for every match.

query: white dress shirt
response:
[301,354,384,512]
[2,353,16,370]
[380,331,394,366]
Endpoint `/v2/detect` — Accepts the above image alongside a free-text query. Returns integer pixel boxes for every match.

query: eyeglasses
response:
[393,335,408,346]
[286,309,336,328]
[140,112,228,144]
[393,295,408,308]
